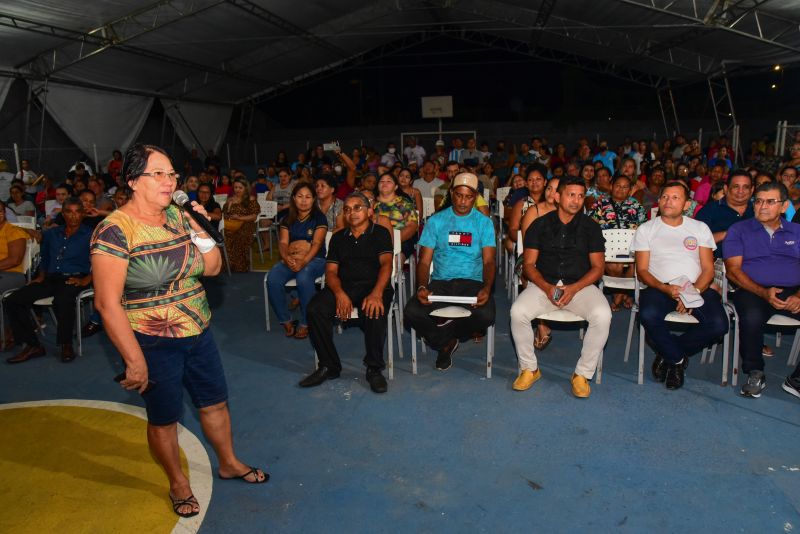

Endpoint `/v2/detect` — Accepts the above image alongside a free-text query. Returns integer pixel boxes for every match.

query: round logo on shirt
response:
[683,236,698,250]
[307,229,313,236]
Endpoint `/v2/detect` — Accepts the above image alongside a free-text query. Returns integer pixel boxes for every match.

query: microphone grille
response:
[172,190,189,205]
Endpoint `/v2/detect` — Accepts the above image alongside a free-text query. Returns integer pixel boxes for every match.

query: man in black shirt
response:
[509,176,611,398]
[300,192,394,393]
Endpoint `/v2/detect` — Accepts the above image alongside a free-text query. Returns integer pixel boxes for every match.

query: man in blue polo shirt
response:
[404,172,496,371]
[696,169,754,257]
[724,182,800,399]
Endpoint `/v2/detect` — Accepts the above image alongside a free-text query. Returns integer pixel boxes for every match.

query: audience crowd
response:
[2,129,800,401]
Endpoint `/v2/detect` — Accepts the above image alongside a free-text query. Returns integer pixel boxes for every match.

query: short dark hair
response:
[315,174,338,190]
[596,166,612,177]
[345,191,371,207]
[612,174,633,186]
[557,175,586,193]
[660,181,690,200]
[727,169,753,185]
[755,181,789,202]
[79,189,96,199]
[62,196,83,211]
[526,162,548,180]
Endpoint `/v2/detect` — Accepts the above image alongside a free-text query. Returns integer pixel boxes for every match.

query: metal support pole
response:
[23,84,32,153]
[160,107,168,147]
[668,87,680,134]
[254,143,258,166]
[37,78,48,169]
[657,90,670,140]
[707,78,723,135]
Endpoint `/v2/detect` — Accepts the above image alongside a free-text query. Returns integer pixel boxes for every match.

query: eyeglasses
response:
[141,171,179,181]
[754,198,784,206]
[343,204,367,214]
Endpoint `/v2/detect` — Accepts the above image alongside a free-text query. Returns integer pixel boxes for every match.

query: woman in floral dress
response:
[222,177,259,272]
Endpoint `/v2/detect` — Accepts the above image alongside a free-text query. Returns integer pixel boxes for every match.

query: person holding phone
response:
[509,176,611,398]
[91,144,267,519]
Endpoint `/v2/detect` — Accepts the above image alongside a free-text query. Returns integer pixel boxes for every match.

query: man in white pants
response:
[510,176,611,398]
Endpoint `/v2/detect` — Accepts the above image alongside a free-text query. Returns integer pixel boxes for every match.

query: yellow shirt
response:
[0,223,28,273]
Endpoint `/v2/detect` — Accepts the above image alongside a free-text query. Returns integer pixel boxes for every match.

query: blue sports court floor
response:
[1,272,798,533]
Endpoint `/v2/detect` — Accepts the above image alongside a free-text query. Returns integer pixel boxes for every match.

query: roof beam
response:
[455,0,712,78]
[451,29,660,87]
[245,30,443,105]
[619,0,800,55]
[224,0,348,57]
[4,5,273,89]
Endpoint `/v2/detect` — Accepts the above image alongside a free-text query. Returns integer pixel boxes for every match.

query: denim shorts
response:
[134,328,228,426]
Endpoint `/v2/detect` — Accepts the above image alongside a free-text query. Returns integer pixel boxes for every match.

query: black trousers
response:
[732,286,800,376]
[6,275,87,345]
[307,285,394,373]
[403,278,495,351]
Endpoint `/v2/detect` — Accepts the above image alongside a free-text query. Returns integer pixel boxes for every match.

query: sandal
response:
[282,321,296,337]
[169,493,199,518]
[218,466,270,484]
[294,325,309,339]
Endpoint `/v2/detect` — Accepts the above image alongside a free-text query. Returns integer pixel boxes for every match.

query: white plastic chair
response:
[600,228,640,367]
[730,308,800,387]
[421,197,436,220]
[263,231,332,331]
[634,260,728,385]
[0,239,34,345]
[409,261,496,378]
[256,199,279,260]
[534,308,604,384]
[213,194,228,206]
[27,287,95,356]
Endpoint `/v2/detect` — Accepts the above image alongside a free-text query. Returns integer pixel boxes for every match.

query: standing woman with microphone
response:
[91,144,267,519]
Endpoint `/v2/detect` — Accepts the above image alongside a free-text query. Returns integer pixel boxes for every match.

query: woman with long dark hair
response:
[266,183,328,339]
[91,144,267,519]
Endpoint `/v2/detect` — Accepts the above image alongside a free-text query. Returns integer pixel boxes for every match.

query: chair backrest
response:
[516,230,523,258]
[713,258,728,302]
[258,199,278,219]
[496,187,511,204]
[15,215,36,227]
[483,187,491,203]
[650,206,659,220]
[44,200,58,216]
[602,228,637,261]
[421,197,435,219]
[21,239,33,273]
[392,228,402,280]
[256,192,267,202]
[213,194,228,206]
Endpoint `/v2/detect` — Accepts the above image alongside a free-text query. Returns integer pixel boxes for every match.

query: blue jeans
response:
[639,287,729,364]
[135,328,228,426]
[267,257,326,327]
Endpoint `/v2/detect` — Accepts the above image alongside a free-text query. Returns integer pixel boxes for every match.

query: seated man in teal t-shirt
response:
[404,172,496,371]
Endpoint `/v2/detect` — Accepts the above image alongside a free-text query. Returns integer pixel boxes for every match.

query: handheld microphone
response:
[172,190,224,244]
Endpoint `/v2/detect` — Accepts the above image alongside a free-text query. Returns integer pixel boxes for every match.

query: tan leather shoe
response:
[571,373,591,398]
[513,369,542,391]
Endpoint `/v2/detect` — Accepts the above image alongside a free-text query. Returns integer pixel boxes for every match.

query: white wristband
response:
[190,230,216,254]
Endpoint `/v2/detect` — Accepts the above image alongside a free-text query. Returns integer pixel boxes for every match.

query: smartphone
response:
[552,287,564,301]
[323,141,340,152]
[114,371,155,393]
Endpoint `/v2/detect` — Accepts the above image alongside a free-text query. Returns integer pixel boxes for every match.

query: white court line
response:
[0,399,212,534]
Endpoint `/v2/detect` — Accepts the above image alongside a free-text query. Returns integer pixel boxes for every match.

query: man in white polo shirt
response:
[632,181,729,390]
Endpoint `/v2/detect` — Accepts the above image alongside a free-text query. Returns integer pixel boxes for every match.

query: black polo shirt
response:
[326,223,393,289]
[524,210,605,285]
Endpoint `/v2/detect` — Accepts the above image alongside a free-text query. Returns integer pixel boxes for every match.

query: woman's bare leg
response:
[148,423,199,515]
[199,401,266,482]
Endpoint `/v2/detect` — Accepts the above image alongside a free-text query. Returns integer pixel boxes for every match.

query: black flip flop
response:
[218,466,270,484]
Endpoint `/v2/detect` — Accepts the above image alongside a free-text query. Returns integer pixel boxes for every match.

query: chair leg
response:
[732,322,740,387]
[596,349,604,385]
[255,231,264,263]
[486,324,494,379]
[700,347,709,364]
[269,231,274,260]
[387,306,394,381]
[76,297,82,356]
[638,324,645,385]
[410,328,418,375]
[623,307,637,363]
[721,331,730,387]
[787,331,800,366]
[776,331,782,347]
[394,302,404,362]
[263,273,271,331]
